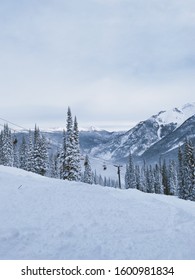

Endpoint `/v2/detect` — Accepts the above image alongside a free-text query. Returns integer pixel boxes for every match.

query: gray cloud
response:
[0,0,195,130]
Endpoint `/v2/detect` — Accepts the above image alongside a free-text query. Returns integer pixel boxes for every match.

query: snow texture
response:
[0,165,195,260]
[155,102,195,130]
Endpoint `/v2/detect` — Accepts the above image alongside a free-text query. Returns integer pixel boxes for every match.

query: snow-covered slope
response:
[1,166,195,260]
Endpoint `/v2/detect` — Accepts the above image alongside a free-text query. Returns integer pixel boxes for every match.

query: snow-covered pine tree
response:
[168,160,178,196]
[103,176,107,187]
[111,179,117,188]
[161,160,169,195]
[153,163,164,194]
[32,125,48,176]
[125,163,129,188]
[177,146,184,199]
[125,153,136,189]
[72,116,81,181]
[0,124,14,166]
[59,130,66,179]
[0,131,2,165]
[92,170,98,185]
[183,139,195,200]
[135,165,142,191]
[107,177,111,187]
[140,160,147,193]
[39,134,49,176]
[19,136,28,170]
[146,165,155,193]
[26,130,34,172]
[63,107,81,181]
[98,175,104,186]
[49,152,59,178]
[83,155,93,184]
[63,107,76,181]
[33,125,42,174]
[13,138,19,168]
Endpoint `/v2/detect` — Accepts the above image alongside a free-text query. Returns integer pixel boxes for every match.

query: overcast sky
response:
[0,0,195,131]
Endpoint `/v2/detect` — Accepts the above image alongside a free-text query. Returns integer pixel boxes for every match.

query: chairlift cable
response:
[0,117,29,131]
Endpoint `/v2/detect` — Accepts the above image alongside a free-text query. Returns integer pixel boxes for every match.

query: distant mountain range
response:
[16,102,195,164]
[79,102,195,163]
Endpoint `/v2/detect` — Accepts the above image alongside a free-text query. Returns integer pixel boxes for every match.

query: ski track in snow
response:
[0,166,195,260]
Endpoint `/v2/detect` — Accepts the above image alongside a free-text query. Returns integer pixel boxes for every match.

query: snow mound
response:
[0,165,195,260]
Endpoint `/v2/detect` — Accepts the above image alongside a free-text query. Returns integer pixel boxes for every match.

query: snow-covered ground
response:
[0,165,195,260]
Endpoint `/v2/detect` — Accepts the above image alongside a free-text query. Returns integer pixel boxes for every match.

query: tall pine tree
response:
[63,107,81,181]
[83,155,93,184]
[125,153,136,189]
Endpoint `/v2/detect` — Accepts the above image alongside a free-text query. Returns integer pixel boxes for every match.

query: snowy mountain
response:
[142,114,195,163]
[84,102,195,163]
[1,165,195,260]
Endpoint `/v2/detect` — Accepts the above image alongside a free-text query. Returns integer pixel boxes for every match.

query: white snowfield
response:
[0,165,195,260]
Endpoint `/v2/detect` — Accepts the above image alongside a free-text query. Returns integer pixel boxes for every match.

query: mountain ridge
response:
[84,102,195,163]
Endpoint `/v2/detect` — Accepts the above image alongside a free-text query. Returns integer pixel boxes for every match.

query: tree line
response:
[0,108,117,187]
[125,139,195,202]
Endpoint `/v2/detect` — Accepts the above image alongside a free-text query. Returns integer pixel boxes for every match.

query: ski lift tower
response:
[114,165,123,189]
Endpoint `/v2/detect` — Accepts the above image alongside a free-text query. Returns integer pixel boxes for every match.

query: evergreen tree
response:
[146,165,155,193]
[63,108,81,181]
[104,176,107,187]
[0,124,14,166]
[111,179,117,188]
[183,139,195,200]
[0,131,3,165]
[33,125,42,174]
[13,139,19,168]
[168,160,178,196]
[33,126,48,176]
[93,170,98,185]
[19,136,28,170]
[161,160,169,195]
[98,174,104,186]
[59,130,66,179]
[107,177,111,187]
[141,160,147,193]
[83,155,93,184]
[135,165,142,191]
[63,107,76,181]
[153,164,164,194]
[39,134,49,176]
[26,130,34,172]
[125,153,136,189]
[72,116,81,181]
[49,152,59,178]
[178,146,185,199]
